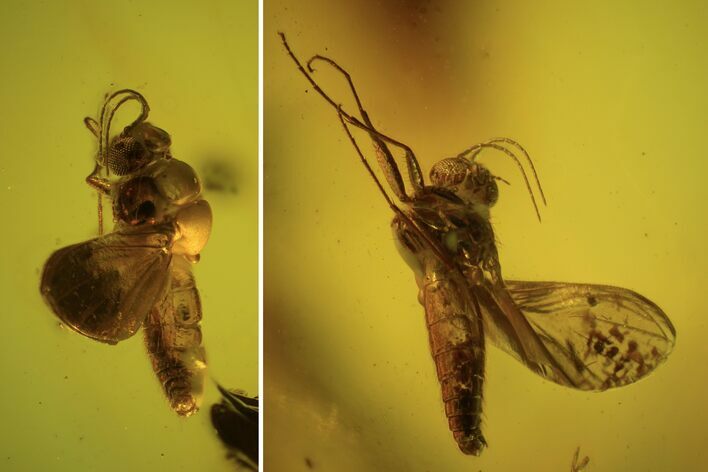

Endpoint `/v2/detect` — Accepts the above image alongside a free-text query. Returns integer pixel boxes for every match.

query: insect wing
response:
[481,280,676,391]
[473,282,583,388]
[40,225,174,344]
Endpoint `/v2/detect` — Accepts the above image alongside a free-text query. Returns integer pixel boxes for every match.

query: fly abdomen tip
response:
[171,394,199,417]
[453,429,487,456]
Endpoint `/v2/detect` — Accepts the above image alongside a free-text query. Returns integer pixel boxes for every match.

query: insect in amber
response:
[40,90,212,416]
[281,34,676,455]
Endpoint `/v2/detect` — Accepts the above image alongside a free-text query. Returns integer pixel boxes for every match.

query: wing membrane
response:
[40,224,174,344]
[475,283,585,388]
[482,280,676,391]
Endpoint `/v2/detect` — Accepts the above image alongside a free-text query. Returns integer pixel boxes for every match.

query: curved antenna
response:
[486,137,546,205]
[86,89,149,236]
[457,142,542,222]
[98,89,150,171]
[84,117,100,137]
[465,138,546,206]
[494,175,511,186]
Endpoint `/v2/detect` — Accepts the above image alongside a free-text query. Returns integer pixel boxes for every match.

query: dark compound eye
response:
[430,158,469,187]
[107,136,148,175]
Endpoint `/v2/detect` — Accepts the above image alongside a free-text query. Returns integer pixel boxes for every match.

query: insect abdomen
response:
[423,274,486,456]
[144,256,206,416]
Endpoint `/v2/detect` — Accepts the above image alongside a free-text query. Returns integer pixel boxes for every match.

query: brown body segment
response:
[394,208,488,455]
[144,256,206,416]
[422,269,486,455]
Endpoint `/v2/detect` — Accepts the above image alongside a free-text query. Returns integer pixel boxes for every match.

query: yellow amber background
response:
[0,1,257,471]
[265,1,706,470]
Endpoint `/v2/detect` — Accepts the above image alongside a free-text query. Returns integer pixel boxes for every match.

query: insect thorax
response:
[112,158,204,227]
[392,192,500,285]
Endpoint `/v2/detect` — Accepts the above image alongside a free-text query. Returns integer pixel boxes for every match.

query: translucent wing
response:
[480,280,676,391]
[40,224,174,344]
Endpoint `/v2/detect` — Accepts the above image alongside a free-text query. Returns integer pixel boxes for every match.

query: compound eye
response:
[107,136,148,175]
[430,158,469,187]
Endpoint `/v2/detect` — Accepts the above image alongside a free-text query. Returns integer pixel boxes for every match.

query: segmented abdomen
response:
[422,272,487,455]
[144,256,206,416]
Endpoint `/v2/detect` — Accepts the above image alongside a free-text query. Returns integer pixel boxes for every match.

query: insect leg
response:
[307,54,425,197]
[144,256,206,416]
[279,33,423,200]
[84,163,111,236]
[418,255,487,455]
[340,113,456,270]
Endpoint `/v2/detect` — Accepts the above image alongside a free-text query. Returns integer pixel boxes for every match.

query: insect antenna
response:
[487,137,546,205]
[457,142,543,222]
[99,89,150,172]
[494,175,511,186]
[86,89,150,235]
[83,117,100,137]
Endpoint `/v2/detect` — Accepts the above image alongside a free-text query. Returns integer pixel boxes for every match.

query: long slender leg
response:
[339,112,456,270]
[85,163,111,236]
[280,32,424,200]
[308,54,425,196]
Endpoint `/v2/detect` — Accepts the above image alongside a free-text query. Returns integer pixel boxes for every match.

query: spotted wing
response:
[40,224,174,344]
[480,280,676,391]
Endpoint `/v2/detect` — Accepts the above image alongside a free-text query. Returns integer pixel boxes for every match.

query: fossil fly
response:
[280,34,676,455]
[40,90,212,416]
